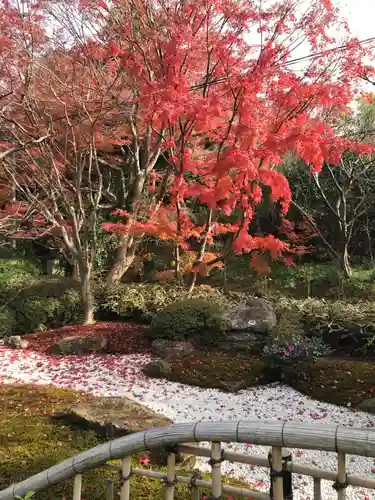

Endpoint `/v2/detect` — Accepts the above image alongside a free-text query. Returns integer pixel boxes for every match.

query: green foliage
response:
[96,282,228,323]
[263,338,330,368]
[151,299,230,342]
[271,296,375,356]
[1,278,83,334]
[0,259,40,291]
[15,492,35,500]
[269,309,305,345]
[0,307,17,338]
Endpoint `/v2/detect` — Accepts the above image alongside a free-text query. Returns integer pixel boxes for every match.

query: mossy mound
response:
[165,349,267,391]
[286,358,375,407]
[160,346,375,409]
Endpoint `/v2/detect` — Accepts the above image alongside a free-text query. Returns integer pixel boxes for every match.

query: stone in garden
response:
[4,335,29,349]
[142,359,172,378]
[53,396,172,437]
[218,331,266,354]
[151,339,195,360]
[53,396,195,468]
[223,298,277,333]
[358,398,375,414]
[50,335,107,356]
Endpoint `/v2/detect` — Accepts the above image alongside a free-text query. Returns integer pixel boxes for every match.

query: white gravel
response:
[1,347,375,499]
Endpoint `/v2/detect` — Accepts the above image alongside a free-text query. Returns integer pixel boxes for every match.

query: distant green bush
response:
[96,282,228,323]
[3,278,83,334]
[0,259,39,291]
[273,296,375,356]
[150,298,230,342]
[0,307,17,338]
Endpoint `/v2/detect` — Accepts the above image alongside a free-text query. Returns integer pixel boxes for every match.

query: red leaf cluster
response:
[23,322,151,355]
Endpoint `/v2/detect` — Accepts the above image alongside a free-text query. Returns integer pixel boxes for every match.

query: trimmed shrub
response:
[0,307,17,338]
[150,298,230,342]
[96,282,228,323]
[6,278,83,334]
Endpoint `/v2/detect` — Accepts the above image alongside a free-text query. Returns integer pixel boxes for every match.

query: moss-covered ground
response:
[0,385,255,499]
[164,348,375,408]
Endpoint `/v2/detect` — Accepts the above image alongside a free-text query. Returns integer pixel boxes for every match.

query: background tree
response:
[285,97,375,277]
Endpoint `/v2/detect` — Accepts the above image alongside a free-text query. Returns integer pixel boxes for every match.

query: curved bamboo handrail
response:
[1,419,375,500]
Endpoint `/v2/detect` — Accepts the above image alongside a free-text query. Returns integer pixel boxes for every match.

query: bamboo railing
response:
[1,420,375,499]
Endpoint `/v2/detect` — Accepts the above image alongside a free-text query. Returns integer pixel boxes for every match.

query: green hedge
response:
[96,282,229,323]
[0,278,83,334]
[273,297,375,356]
[150,298,230,342]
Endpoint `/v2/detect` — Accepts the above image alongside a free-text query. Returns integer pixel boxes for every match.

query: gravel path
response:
[1,347,375,499]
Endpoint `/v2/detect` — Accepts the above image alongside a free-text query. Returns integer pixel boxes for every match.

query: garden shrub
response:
[96,282,229,323]
[6,278,83,334]
[263,338,331,380]
[0,258,39,293]
[269,309,305,345]
[150,298,230,342]
[272,297,375,356]
[0,307,17,338]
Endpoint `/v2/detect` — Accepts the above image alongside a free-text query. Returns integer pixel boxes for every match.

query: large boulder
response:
[151,339,195,360]
[51,335,107,356]
[223,298,276,333]
[142,359,172,378]
[53,396,195,468]
[53,396,171,437]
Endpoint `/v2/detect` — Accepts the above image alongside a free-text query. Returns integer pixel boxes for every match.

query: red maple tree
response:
[0,0,374,321]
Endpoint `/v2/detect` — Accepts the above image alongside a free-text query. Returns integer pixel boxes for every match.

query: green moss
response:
[0,385,254,499]
[164,349,267,390]
[286,358,375,407]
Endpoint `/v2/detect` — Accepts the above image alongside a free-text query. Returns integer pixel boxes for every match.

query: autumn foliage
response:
[0,0,374,320]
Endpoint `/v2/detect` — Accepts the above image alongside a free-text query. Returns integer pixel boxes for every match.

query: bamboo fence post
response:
[165,449,176,500]
[119,456,132,500]
[270,446,284,500]
[336,452,347,500]
[72,474,82,500]
[106,479,114,500]
[190,470,202,500]
[210,442,223,499]
[313,478,322,500]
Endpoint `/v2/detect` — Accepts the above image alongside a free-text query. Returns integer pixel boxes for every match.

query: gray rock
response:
[4,335,29,349]
[53,395,194,467]
[51,336,107,356]
[142,359,172,378]
[218,332,266,354]
[358,398,375,414]
[53,396,172,437]
[151,339,195,360]
[223,298,276,333]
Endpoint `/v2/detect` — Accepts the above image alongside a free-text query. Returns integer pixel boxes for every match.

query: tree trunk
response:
[80,265,95,324]
[340,244,352,278]
[106,235,137,283]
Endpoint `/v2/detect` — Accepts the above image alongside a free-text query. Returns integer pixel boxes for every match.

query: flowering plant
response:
[263,338,331,368]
